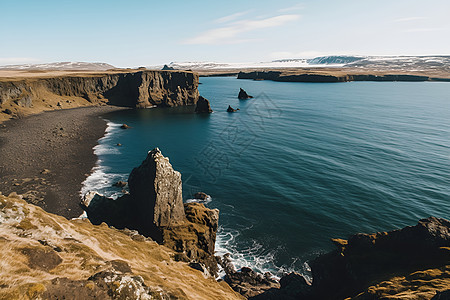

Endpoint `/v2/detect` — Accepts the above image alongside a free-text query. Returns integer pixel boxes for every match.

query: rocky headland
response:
[237,70,450,82]
[0,69,200,123]
[252,217,450,299]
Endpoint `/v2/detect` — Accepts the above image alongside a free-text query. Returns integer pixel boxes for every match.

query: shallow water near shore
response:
[82,77,450,276]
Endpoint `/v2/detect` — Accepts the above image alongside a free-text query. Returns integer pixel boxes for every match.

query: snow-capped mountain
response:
[151,55,450,72]
[0,62,116,71]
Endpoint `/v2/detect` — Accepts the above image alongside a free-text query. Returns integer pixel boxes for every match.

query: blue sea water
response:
[82,77,450,276]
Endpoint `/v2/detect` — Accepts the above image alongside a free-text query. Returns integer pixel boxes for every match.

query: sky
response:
[0,0,449,67]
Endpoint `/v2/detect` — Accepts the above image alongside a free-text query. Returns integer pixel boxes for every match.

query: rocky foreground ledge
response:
[0,193,242,299]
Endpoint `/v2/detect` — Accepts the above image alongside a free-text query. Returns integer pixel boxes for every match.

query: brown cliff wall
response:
[237,71,439,82]
[0,70,199,121]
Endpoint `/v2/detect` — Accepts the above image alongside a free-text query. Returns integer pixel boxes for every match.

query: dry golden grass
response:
[0,194,243,300]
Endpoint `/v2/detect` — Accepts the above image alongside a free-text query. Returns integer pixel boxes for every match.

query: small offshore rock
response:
[120,124,131,129]
[193,192,209,200]
[238,88,253,100]
[113,181,127,188]
[116,143,122,146]
[227,105,239,112]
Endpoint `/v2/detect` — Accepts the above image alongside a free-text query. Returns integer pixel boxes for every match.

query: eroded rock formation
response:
[227,105,239,112]
[0,70,200,120]
[81,148,220,275]
[217,254,280,298]
[238,88,253,99]
[0,193,242,299]
[237,71,435,82]
[253,217,450,299]
[195,96,213,113]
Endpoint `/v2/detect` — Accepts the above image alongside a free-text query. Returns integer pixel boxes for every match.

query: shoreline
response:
[0,105,127,218]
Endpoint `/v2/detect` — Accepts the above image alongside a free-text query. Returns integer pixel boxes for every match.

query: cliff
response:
[237,71,449,82]
[0,193,242,299]
[253,217,450,299]
[0,70,199,122]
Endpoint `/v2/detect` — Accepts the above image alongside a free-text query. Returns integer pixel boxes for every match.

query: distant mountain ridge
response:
[153,55,450,72]
[0,61,116,71]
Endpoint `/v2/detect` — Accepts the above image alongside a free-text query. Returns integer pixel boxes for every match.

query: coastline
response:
[0,106,127,218]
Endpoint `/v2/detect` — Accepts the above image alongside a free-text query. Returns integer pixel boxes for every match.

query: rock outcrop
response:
[0,193,242,299]
[0,70,200,121]
[195,96,213,113]
[237,71,435,82]
[253,217,450,299]
[128,148,186,231]
[218,254,280,298]
[238,88,253,99]
[81,148,220,275]
[227,105,239,112]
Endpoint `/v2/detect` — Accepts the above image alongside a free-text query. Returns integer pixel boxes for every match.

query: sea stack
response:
[81,148,220,275]
[238,88,253,99]
[195,96,213,113]
[128,148,186,228]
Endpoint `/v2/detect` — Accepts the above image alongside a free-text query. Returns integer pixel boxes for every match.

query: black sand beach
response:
[0,106,126,218]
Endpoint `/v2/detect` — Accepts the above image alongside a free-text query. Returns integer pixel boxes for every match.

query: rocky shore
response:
[0,69,202,218]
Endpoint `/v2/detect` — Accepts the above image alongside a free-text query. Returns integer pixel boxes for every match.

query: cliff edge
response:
[0,193,242,299]
[0,70,199,122]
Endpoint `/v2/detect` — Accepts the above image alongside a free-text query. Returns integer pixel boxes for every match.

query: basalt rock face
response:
[237,71,434,82]
[128,148,186,229]
[0,70,199,119]
[82,148,220,276]
[238,88,253,99]
[254,217,450,300]
[195,95,213,113]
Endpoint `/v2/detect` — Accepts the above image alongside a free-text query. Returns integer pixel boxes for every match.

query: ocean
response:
[81,77,450,277]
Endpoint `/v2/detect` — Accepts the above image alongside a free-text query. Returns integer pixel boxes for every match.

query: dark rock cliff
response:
[0,70,199,110]
[237,71,434,82]
[253,217,450,299]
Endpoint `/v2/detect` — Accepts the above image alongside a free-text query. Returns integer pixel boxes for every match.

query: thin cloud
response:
[394,17,426,22]
[278,3,305,13]
[270,50,355,59]
[215,11,251,23]
[403,27,446,33]
[185,14,300,45]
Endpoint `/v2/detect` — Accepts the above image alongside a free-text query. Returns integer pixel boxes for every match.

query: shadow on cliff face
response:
[80,148,219,276]
[103,71,199,108]
[251,217,450,300]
